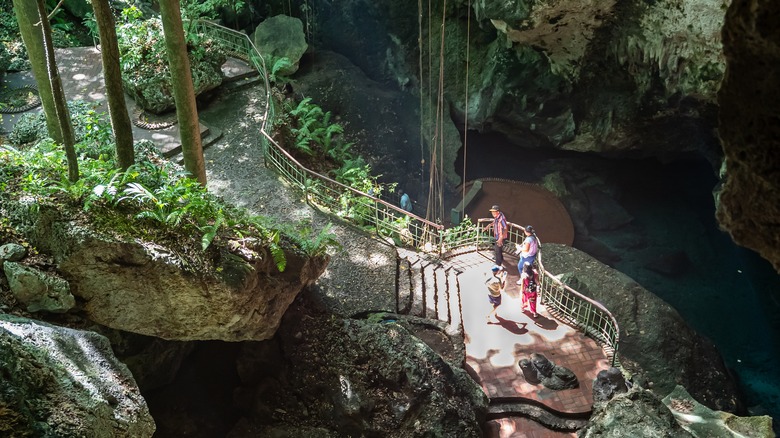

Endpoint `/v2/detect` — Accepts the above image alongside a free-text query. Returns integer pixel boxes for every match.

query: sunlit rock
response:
[0,314,155,437]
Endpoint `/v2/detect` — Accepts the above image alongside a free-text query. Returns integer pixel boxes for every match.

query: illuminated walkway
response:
[449,251,610,437]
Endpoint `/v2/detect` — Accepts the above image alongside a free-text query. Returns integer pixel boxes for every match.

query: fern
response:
[200,212,225,251]
[270,57,294,84]
[268,230,287,272]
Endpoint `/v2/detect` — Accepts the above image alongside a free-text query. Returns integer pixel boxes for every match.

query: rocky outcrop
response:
[0,201,328,342]
[580,385,694,437]
[306,0,726,189]
[0,314,155,437]
[252,15,308,76]
[541,243,741,412]
[229,295,488,437]
[3,261,75,313]
[663,386,775,438]
[119,18,225,114]
[716,0,780,273]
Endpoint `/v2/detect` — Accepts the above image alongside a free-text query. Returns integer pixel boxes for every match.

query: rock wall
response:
[0,314,155,437]
[716,0,780,273]
[0,200,328,342]
[541,243,740,412]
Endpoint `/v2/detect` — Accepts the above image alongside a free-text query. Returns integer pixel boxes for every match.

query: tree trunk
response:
[36,0,79,182]
[12,0,61,143]
[91,0,135,170]
[158,0,207,185]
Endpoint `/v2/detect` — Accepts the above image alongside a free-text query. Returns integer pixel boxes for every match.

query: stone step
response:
[409,259,425,318]
[434,265,450,323]
[422,261,437,320]
[397,257,412,314]
[445,268,462,336]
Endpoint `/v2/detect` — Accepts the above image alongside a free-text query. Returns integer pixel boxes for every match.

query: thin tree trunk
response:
[158,0,206,185]
[91,0,134,170]
[36,0,79,182]
[12,0,61,143]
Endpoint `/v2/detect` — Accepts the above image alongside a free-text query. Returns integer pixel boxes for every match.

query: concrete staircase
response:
[396,248,463,336]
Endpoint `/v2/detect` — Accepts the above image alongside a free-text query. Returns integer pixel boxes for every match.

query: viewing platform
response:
[448,250,610,437]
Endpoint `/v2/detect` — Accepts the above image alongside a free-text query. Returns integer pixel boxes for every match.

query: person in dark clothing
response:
[484,205,508,267]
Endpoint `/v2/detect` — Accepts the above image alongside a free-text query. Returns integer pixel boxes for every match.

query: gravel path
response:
[198,85,398,317]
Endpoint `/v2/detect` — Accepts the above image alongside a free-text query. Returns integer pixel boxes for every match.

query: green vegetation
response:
[0,127,338,274]
[115,9,225,114]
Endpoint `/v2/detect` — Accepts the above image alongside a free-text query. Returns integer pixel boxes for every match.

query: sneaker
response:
[531,313,538,318]
[516,279,523,285]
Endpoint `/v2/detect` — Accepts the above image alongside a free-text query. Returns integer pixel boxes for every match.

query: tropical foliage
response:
[0,136,338,273]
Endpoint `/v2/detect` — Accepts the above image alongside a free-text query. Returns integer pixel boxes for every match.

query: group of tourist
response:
[483,204,541,323]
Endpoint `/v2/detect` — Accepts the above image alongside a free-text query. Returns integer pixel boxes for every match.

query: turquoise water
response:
[608,157,780,425]
[456,133,780,429]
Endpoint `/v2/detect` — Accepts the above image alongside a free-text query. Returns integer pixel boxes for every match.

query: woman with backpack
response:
[520,262,540,318]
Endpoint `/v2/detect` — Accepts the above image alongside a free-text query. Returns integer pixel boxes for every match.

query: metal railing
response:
[444,219,620,366]
[196,20,619,366]
[192,20,274,132]
[262,131,444,251]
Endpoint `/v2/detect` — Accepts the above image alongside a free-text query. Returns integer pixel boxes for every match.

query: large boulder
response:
[541,243,741,412]
[579,385,694,438]
[252,15,308,76]
[229,298,488,436]
[0,314,155,437]
[118,18,225,114]
[716,0,780,273]
[3,261,75,313]
[663,385,775,438]
[0,200,328,342]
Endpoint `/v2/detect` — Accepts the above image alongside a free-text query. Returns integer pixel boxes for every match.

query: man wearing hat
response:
[485,205,508,266]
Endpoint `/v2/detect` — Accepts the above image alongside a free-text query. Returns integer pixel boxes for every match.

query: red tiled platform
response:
[455,251,611,418]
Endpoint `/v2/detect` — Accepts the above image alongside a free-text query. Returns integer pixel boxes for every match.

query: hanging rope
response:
[418,0,425,203]
[426,0,447,225]
[461,0,471,215]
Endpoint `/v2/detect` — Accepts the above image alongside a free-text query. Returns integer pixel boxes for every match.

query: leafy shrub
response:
[116,14,226,113]
[8,100,112,148]
[0,136,337,273]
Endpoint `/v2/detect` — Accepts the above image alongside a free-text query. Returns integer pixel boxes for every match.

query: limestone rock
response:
[252,15,308,76]
[3,261,75,313]
[120,18,225,114]
[0,314,155,437]
[542,243,741,412]
[716,0,780,273]
[520,353,579,390]
[0,243,26,262]
[593,367,629,404]
[663,385,775,438]
[579,386,694,438]
[231,301,488,436]
[1,201,328,342]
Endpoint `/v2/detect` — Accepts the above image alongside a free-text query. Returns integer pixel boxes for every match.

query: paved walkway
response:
[452,250,610,437]
[1,47,256,156]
